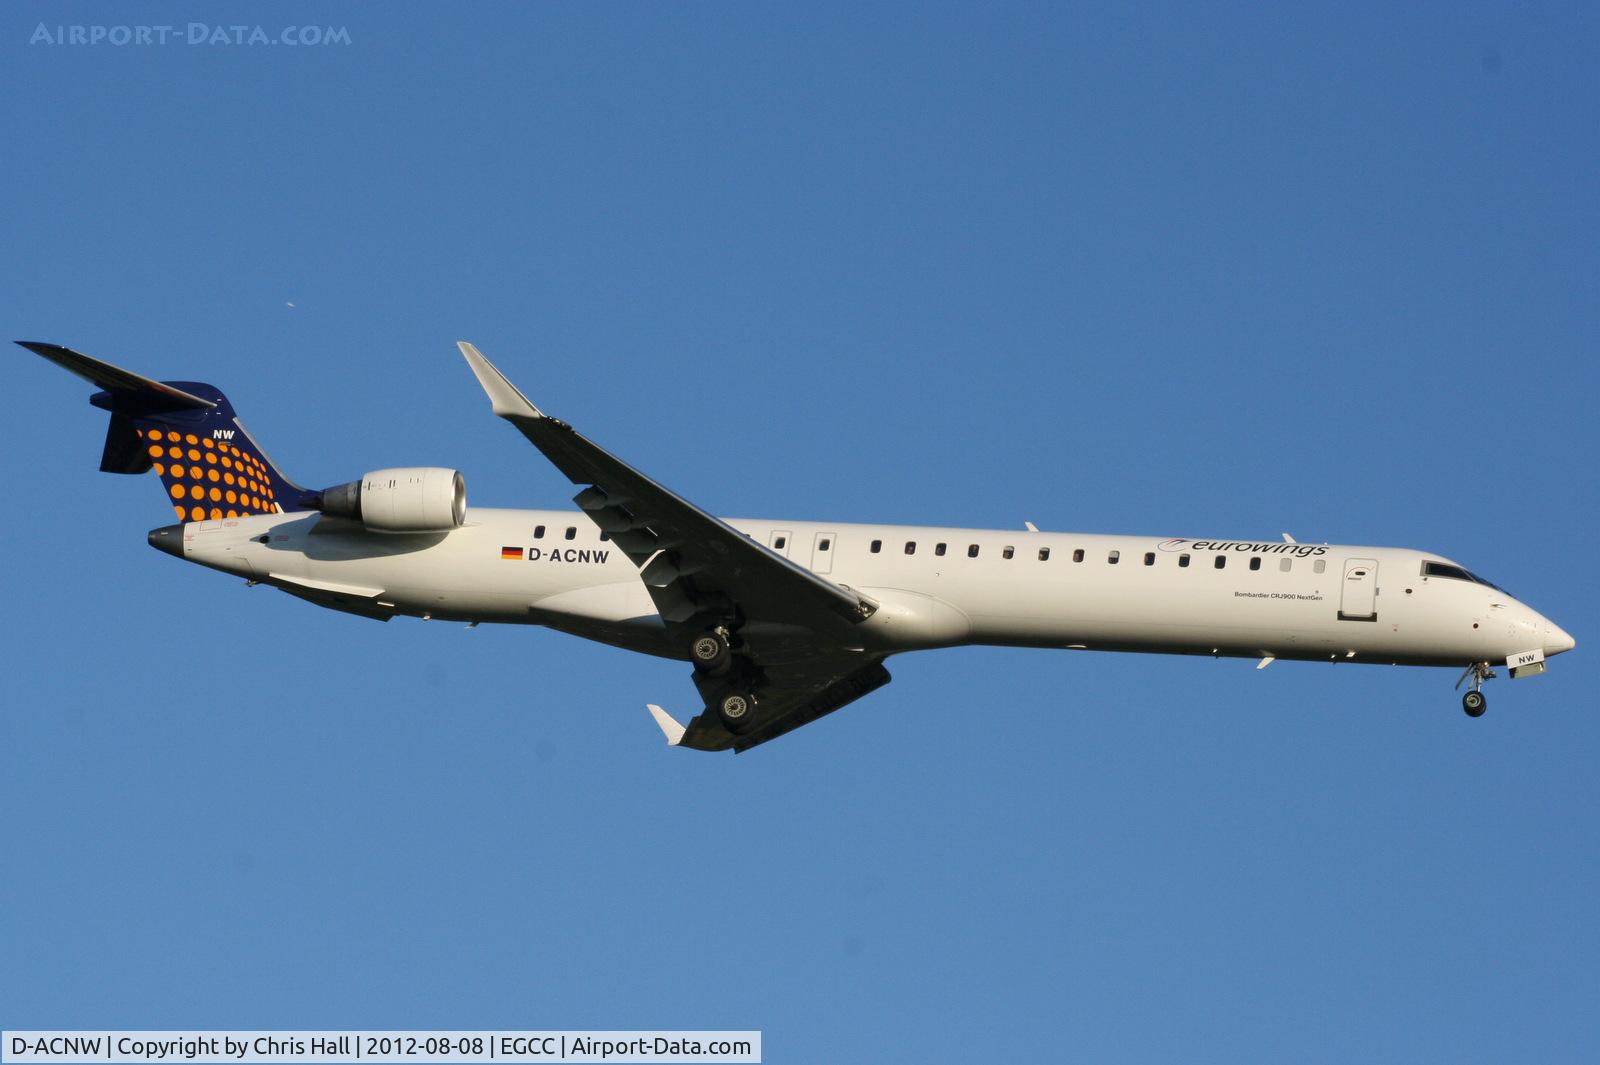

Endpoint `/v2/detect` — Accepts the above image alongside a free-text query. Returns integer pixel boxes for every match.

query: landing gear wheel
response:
[718,691,755,731]
[691,632,732,675]
[1462,690,1487,717]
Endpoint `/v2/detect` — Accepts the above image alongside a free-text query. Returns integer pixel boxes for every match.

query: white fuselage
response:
[168,508,1574,671]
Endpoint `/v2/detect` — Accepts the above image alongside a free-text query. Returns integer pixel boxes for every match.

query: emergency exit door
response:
[1339,558,1378,621]
[811,531,836,574]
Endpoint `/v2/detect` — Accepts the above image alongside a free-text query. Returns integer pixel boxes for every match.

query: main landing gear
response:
[690,628,733,676]
[689,628,758,732]
[1456,661,1494,717]
[718,691,755,728]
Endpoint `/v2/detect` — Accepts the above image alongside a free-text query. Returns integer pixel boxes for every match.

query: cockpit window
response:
[1422,561,1504,593]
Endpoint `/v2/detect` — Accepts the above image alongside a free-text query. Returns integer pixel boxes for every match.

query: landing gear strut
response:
[1456,661,1494,717]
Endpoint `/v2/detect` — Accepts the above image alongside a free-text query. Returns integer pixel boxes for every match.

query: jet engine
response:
[314,467,466,533]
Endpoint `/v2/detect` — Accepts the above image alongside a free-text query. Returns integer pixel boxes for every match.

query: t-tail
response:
[18,341,309,522]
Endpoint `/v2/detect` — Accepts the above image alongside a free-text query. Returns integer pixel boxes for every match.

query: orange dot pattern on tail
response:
[144,429,278,521]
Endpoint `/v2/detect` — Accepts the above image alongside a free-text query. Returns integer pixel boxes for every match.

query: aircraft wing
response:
[458,342,887,752]
[665,655,892,753]
[458,342,874,632]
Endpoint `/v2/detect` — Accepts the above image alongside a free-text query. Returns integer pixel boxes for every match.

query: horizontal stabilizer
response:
[18,341,216,410]
[21,340,307,518]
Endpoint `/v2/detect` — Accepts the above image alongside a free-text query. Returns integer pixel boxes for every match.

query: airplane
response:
[20,339,1575,752]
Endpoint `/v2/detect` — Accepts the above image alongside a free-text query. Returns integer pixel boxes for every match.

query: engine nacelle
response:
[317,467,466,533]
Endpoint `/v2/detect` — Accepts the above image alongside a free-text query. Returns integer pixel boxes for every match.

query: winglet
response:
[646,704,686,746]
[457,341,545,419]
[1281,532,1296,544]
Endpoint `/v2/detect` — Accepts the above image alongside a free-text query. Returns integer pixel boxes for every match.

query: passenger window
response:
[599,532,609,542]
[968,544,980,558]
[871,539,882,554]
[819,539,831,551]
[935,543,947,557]
[774,536,786,550]
[1249,557,1261,571]
[1108,550,1120,564]
[534,525,545,539]
[1179,553,1190,568]
[1038,547,1050,561]
[1072,549,1085,563]
[904,541,916,555]
[1313,559,1326,574]
[1143,552,1155,566]
[1215,555,1226,569]
[1003,546,1015,560]
[1279,558,1291,572]
[565,526,577,540]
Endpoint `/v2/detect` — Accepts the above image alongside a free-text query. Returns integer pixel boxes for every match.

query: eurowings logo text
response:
[1158,538,1329,558]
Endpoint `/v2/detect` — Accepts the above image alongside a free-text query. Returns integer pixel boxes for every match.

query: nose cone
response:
[1546,621,1576,657]
[147,523,185,559]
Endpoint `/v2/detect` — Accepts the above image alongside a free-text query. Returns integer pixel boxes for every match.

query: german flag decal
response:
[501,546,524,560]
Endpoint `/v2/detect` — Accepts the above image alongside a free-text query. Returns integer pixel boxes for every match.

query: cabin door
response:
[1339,558,1378,621]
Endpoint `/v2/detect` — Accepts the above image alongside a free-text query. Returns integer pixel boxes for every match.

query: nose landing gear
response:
[1456,661,1494,717]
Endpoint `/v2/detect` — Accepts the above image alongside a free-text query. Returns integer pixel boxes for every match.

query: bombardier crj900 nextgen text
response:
[22,340,1575,752]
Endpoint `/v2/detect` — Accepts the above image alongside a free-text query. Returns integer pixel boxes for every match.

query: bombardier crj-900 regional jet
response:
[22,340,1575,752]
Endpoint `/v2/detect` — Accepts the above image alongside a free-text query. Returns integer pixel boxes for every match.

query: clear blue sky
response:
[3,3,1596,1062]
